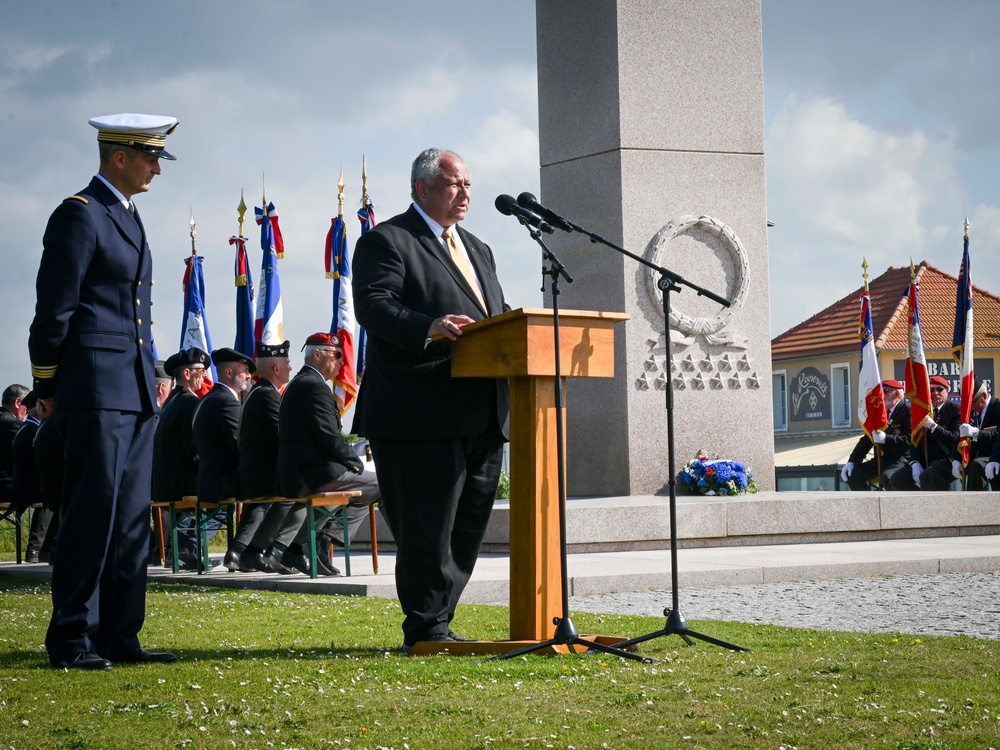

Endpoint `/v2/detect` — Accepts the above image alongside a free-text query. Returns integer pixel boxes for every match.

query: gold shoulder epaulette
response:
[64,195,89,204]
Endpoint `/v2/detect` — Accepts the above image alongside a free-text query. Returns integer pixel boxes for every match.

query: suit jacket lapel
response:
[90,177,144,252]
[406,206,488,316]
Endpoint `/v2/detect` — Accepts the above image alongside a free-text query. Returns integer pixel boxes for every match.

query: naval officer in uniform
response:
[29,114,179,670]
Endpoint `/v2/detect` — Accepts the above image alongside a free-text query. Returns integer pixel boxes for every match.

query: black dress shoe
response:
[223,547,245,572]
[54,652,112,671]
[240,551,274,573]
[178,549,220,571]
[260,550,295,574]
[315,549,341,577]
[447,629,467,642]
[114,649,178,664]
[280,551,312,576]
[25,551,40,563]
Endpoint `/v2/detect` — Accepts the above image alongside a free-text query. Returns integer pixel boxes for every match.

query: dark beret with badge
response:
[164,347,210,377]
[256,340,290,358]
[212,347,257,374]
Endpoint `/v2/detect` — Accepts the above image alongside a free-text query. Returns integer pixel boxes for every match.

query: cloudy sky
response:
[2,0,998,391]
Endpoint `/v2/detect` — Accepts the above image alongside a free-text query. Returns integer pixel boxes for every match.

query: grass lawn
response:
[1,576,997,749]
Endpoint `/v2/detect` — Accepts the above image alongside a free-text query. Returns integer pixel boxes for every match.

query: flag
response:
[254,201,284,352]
[231,235,255,359]
[181,254,215,396]
[904,271,932,446]
[326,215,357,414]
[355,197,375,382]
[951,230,974,465]
[857,289,888,439]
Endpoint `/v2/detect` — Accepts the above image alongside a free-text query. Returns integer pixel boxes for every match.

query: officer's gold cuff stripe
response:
[31,365,57,378]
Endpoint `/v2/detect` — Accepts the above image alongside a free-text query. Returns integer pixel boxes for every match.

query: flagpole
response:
[862,258,884,485]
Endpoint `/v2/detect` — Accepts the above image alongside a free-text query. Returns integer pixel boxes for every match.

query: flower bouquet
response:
[679,451,758,496]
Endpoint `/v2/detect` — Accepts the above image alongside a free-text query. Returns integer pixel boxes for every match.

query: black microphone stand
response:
[538,212,747,654]
[493,218,654,664]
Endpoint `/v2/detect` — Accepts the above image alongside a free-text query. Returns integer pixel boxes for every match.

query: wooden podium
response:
[423,307,629,654]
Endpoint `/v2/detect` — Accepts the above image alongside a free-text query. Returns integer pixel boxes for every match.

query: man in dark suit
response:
[841,379,911,490]
[28,113,179,670]
[962,379,1000,490]
[352,148,509,650]
[227,341,297,574]
[0,384,28,504]
[12,392,59,562]
[891,375,961,491]
[193,348,254,503]
[276,333,380,576]
[152,348,210,568]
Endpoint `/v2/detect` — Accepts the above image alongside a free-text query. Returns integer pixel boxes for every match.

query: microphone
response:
[516,192,575,233]
[495,194,554,234]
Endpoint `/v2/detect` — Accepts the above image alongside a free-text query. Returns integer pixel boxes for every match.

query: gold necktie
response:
[443,227,486,311]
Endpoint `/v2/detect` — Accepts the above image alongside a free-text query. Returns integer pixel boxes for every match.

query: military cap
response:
[212,347,257,374]
[930,375,950,389]
[881,379,904,390]
[21,391,38,410]
[301,332,340,351]
[89,113,179,160]
[974,378,989,398]
[164,347,210,376]
[256,340,290,358]
[154,360,170,379]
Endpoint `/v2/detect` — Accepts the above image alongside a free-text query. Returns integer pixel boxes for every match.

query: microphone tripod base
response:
[614,608,749,652]
[490,616,656,663]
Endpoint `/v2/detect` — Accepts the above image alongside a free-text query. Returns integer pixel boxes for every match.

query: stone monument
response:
[535,0,775,494]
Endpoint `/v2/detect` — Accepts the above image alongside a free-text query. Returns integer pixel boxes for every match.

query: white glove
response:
[959,424,980,439]
[986,462,1000,481]
[872,430,886,445]
[952,460,963,480]
[841,462,854,482]
[920,415,937,432]
[912,462,923,488]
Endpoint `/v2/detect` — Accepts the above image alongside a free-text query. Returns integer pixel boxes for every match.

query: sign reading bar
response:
[893,358,994,397]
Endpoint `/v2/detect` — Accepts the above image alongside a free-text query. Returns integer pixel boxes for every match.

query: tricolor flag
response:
[857,289,888,439]
[326,214,357,415]
[254,201,284,352]
[904,270,932,446]
[355,197,375,381]
[181,254,215,396]
[951,227,975,465]
[231,235,255,359]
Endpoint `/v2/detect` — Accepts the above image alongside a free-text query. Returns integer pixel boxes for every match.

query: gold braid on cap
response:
[97,130,168,149]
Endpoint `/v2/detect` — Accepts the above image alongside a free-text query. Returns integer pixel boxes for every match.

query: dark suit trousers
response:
[370,429,503,644]
[46,410,153,663]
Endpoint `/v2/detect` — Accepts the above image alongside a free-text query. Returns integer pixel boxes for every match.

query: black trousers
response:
[370,428,504,645]
[46,410,154,663]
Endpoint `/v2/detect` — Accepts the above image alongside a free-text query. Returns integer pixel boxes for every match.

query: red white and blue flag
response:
[181,254,215,396]
[951,228,974,465]
[326,214,357,415]
[254,201,284,354]
[857,289,888,439]
[231,235,255,359]
[904,269,932,446]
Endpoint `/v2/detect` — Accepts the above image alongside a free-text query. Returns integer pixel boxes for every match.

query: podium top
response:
[452,307,630,379]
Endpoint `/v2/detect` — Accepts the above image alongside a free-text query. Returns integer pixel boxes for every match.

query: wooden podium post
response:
[451,308,629,645]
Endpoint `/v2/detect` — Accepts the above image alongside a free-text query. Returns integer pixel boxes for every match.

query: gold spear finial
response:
[909,258,916,277]
[862,257,870,291]
[337,163,345,219]
[360,153,368,205]
[189,209,197,256]
[237,189,247,238]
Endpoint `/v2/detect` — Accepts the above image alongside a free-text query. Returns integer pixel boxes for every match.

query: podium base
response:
[404,634,639,658]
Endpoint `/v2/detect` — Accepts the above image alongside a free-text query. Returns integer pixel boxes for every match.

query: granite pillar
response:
[535,0,775,494]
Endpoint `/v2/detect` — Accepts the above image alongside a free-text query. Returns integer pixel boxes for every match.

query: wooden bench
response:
[159,492,370,578]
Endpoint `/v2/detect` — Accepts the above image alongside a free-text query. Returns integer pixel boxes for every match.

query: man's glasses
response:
[930,386,946,393]
[189,366,206,374]
[317,347,344,361]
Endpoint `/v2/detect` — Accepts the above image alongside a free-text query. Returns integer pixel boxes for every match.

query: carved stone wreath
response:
[642,215,750,343]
